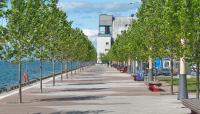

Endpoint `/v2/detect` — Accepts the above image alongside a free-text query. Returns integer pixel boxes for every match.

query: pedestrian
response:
[107,62,109,67]
[23,72,29,83]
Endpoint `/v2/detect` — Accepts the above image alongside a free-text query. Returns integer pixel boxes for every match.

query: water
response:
[0,61,79,89]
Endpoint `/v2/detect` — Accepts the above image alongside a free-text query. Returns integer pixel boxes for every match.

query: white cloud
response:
[58,2,85,11]
[82,29,98,38]
[82,29,98,47]
[58,1,141,14]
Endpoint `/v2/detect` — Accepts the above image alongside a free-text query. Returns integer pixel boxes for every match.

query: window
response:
[99,26,105,34]
[106,42,109,45]
[105,26,111,34]
[164,61,170,68]
[99,26,112,35]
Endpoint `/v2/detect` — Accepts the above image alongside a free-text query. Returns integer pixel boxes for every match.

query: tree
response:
[0,0,7,17]
[2,0,97,104]
[108,0,199,99]
[0,0,7,50]
[184,0,200,99]
[28,0,53,93]
[5,0,35,103]
[160,0,181,95]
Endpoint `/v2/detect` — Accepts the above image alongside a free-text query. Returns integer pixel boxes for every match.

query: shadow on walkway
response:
[52,110,106,114]
[38,96,105,102]
[68,83,105,85]
[60,88,108,92]
[33,110,109,114]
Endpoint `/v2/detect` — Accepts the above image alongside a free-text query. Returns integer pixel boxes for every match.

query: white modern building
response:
[96,14,113,63]
[113,16,134,41]
[96,14,135,63]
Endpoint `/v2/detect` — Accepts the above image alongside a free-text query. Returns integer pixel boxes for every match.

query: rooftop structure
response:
[96,14,135,63]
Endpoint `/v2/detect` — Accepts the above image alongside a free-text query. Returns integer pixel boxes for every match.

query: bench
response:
[147,81,162,92]
[120,66,128,73]
[132,74,137,81]
[132,73,144,81]
[115,65,121,71]
[182,99,200,114]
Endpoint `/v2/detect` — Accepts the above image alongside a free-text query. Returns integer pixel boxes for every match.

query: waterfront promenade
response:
[0,65,189,114]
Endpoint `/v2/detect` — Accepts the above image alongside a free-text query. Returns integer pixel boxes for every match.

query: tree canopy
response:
[0,0,96,103]
[108,0,200,65]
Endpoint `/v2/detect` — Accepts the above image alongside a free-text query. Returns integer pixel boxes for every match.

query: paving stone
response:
[0,65,190,114]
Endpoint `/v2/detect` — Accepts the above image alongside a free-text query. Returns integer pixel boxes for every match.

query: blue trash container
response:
[136,71,144,81]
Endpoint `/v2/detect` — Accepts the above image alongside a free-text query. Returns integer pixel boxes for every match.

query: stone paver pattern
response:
[0,65,190,114]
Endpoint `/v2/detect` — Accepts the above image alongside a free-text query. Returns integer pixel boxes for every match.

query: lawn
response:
[157,77,197,92]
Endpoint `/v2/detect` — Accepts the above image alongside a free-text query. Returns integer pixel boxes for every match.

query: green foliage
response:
[0,0,95,103]
[108,0,167,62]
[2,0,96,63]
[0,0,7,51]
[100,53,109,63]
[0,0,7,17]
[158,77,197,92]
[108,0,200,66]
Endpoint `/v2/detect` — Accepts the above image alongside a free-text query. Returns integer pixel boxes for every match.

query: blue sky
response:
[1,0,141,45]
[58,0,141,42]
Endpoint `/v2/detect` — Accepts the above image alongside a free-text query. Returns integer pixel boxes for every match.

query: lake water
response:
[0,61,79,89]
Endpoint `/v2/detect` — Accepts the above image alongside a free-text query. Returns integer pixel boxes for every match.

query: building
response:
[96,14,113,63]
[112,16,134,41]
[96,14,135,63]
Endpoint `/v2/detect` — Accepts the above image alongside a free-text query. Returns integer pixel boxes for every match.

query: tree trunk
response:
[81,63,83,71]
[145,62,148,81]
[132,61,135,75]
[18,62,22,103]
[77,62,79,73]
[128,58,131,74]
[79,62,81,72]
[154,61,157,81]
[70,61,73,75]
[53,59,55,86]
[40,59,43,93]
[148,57,153,81]
[61,61,63,81]
[196,62,199,99]
[170,58,174,95]
[75,62,77,74]
[65,62,68,78]
[135,61,138,74]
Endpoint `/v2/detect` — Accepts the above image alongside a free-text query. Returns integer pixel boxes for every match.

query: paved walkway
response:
[0,65,189,114]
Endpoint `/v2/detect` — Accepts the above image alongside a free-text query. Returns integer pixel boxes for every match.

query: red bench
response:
[147,82,162,92]
[120,66,128,73]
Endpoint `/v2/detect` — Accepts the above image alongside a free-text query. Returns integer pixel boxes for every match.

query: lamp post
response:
[178,39,188,100]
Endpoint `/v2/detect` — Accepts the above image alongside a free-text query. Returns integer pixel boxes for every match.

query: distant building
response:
[96,14,135,63]
[112,16,134,41]
[97,14,113,63]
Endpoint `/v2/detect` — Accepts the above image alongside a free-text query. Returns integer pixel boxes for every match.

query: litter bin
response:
[132,74,137,81]
[136,71,144,81]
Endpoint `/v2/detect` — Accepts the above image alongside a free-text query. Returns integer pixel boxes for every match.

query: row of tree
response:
[108,0,200,99]
[0,0,96,103]
[0,0,7,43]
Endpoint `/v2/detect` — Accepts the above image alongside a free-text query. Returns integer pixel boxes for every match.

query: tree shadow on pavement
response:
[60,88,108,92]
[38,96,105,102]
[78,74,99,76]
[50,110,107,114]
[68,83,105,85]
